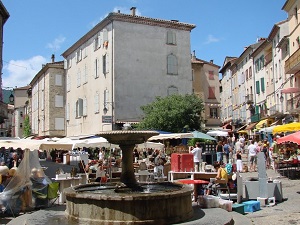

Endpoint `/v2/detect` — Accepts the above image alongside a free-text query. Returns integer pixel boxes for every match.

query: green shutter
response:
[261,77,265,92]
[256,81,260,94]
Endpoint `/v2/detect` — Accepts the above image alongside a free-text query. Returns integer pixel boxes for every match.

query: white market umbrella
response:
[206,130,228,137]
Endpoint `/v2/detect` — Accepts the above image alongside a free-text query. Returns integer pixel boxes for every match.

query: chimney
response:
[51,54,55,63]
[117,10,120,13]
[130,7,136,16]
[192,50,196,60]
[210,60,214,64]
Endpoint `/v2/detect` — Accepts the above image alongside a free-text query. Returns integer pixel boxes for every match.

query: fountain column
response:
[119,143,138,188]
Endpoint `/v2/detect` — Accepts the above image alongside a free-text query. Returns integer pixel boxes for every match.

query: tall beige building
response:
[282,0,300,119]
[62,8,195,136]
[191,52,221,131]
[0,2,9,136]
[29,57,65,138]
[13,86,30,138]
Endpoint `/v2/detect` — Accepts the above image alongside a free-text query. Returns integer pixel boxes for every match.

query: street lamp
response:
[280,94,284,113]
[9,93,14,104]
[103,102,113,114]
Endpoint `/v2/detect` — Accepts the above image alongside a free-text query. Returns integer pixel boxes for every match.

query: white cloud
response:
[46,36,66,52]
[3,56,47,88]
[203,34,221,44]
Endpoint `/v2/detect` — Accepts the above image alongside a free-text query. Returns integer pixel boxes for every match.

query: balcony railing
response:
[245,94,254,104]
[287,93,300,112]
[285,48,300,74]
[251,113,260,123]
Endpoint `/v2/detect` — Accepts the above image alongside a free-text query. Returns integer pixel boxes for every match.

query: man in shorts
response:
[248,140,257,172]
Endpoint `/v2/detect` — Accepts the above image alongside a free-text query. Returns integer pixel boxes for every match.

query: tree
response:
[23,115,31,137]
[137,94,204,133]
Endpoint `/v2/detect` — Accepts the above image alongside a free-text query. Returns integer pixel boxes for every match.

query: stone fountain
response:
[64,126,193,224]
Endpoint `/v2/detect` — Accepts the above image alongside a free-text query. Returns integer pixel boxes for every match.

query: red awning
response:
[281,87,300,94]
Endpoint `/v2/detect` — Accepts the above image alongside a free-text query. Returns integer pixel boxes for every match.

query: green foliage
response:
[187,138,214,146]
[23,115,31,137]
[138,94,204,133]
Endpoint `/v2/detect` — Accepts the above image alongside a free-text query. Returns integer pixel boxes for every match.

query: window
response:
[208,86,216,99]
[254,56,264,73]
[210,108,218,118]
[67,74,71,92]
[20,123,23,128]
[261,77,265,92]
[103,53,109,75]
[55,118,65,130]
[208,71,214,80]
[76,98,83,117]
[94,92,99,113]
[77,69,81,87]
[55,74,62,86]
[83,97,87,116]
[20,112,23,117]
[166,30,176,45]
[167,54,178,75]
[76,49,82,63]
[94,58,99,78]
[93,33,101,51]
[256,80,260,94]
[167,86,178,95]
[55,95,64,108]
[249,66,252,79]
[66,103,70,121]
[245,69,248,80]
[83,63,88,84]
[103,29,108,42]
[295,6,298,24]
[83,44,88,58]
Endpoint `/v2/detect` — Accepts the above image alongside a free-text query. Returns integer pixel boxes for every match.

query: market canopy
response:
[148,133,193,141]
[255,119,270,130]
[259,125,278,134]
[276,131,300,145]
[0,139,45,150]
[272,122,300,134]
[189,131,217,141]
[206,130,228,137]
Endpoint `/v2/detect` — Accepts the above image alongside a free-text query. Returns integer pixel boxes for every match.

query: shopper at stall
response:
[190,142,202,172]
[206,162,228,195]
[95,160,109,183]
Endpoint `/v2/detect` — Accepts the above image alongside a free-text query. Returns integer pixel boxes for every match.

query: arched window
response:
[167,54,178,75]
[167,86,178,95]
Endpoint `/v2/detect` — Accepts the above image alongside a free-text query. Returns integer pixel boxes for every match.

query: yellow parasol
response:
[272,122,300,134]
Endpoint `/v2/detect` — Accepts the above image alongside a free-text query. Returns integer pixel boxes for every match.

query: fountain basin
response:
[65,182,193,225]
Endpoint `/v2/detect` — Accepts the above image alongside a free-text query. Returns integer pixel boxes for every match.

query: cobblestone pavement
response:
[2,163,300,225]
[240,169,300,225]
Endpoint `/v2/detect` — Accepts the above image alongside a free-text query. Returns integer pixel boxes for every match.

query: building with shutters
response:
[62,7,195,136]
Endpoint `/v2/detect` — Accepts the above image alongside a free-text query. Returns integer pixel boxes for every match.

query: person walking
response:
[190,142,202,172]
[223,141,231,164]
[216,141,224,164]
[236,150,243,172]
[248,140,258,172]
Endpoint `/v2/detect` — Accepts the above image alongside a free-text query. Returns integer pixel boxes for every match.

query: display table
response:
[53,177,82,203]
[177,179,209,201]
[168,171,218,182]
[277,160,300,179]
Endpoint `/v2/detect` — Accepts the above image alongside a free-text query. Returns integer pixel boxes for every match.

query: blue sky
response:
[1,0,287,88]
